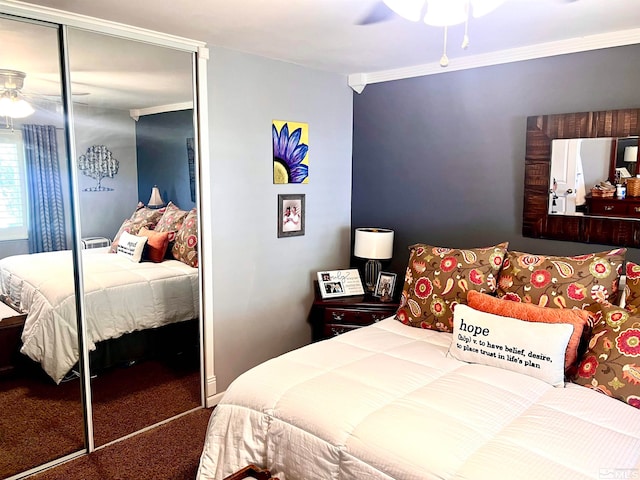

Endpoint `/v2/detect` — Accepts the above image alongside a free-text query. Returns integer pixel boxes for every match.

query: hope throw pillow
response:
[116,231,147,263]
[447,304,573,387]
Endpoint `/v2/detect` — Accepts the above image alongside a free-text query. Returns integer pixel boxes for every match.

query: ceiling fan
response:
[357,0,581,67]
[358,0,581,25]
[0,69,35,129]
[0,68,91,129]
[0,69,34,118]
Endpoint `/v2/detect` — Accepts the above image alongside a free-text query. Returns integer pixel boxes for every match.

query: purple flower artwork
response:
[272,120,309,184]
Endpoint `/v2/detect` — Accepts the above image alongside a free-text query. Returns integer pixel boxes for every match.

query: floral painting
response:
[272,120,309,184]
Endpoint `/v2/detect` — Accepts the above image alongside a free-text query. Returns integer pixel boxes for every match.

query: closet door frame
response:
[0,0,212,465]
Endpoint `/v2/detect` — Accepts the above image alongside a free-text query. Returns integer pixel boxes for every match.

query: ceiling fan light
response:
[470,0,506,18]
[0,95,12,117]
[0,93,34,118]
[424,0,468,27]
[382,0,426,22]
[10,98,34,118]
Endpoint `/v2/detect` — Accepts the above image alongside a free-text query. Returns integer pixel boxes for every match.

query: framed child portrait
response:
[277,194,305,238]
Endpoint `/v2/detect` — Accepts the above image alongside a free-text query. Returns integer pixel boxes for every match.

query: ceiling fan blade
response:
[356,1,396,25]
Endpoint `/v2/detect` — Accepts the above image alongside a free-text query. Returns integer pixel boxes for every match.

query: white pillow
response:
[116,231,147,263]
[447,304,573,387]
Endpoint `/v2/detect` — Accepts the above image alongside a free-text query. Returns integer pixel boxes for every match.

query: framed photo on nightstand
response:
[317,269,365,299]
[374,272,397,299]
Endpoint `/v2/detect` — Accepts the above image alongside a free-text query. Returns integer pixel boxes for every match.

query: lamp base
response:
[364,259,382,293]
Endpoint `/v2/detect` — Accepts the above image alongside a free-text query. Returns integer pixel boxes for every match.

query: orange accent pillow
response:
[467,290,593,371]
[137,227,169,263]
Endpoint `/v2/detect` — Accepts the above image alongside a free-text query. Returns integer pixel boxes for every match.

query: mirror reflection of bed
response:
[0,15,203,478]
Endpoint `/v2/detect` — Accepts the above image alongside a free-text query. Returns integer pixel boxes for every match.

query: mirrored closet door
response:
[0,4,206,477]
[0,14,84,479]
[66,27,202,447]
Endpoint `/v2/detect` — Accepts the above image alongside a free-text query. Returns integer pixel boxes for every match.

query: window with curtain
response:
[0,130,28,241]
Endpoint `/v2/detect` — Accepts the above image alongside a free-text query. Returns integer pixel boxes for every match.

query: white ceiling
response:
[13,0,640,74]
[2,0,640,110]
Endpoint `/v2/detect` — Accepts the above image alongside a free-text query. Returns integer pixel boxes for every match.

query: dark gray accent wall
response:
[352,44,640,275]
[136,110,195,211]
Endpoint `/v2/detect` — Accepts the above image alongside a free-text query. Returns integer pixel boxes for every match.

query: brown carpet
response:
[1,357,200,479]
[29,407,213,480]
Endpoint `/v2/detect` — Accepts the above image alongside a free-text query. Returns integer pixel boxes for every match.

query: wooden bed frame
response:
[223,465,279,480]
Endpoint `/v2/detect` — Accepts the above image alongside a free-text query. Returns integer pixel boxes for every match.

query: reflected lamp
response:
[147,185,165,209]
[624,146,638,176]
[354,228,394,293]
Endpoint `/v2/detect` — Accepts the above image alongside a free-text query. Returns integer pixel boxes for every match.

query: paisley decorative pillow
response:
[172,208,198,268]
[623,261,640,313]
[155,201,189,237]
[129,203,165,229]
[154,201,189,256]
[572,303,640,409]
[496,248,626,309]
[394,242,508,332]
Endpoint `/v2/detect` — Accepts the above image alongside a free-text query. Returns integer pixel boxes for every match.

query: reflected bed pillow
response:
[154,201,189,257]
[138,227,169,263]
[448,304,573,387]
[172,208,198,268]
[115,231,147,263]
[130,203,165,228]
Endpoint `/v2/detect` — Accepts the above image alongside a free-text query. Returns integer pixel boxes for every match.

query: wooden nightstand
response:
[310,282,400,341]
[0,298,27,377]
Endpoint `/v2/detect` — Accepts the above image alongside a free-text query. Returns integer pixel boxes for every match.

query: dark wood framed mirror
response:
[523,108,640,247]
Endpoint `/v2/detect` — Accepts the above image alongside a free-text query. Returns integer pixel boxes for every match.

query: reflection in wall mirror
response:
[548,136,640,220]
[612,136,639,179]
[523,108,640,247]
[66,28,202,447]
[548,138,612,216]
[0,15,84,478]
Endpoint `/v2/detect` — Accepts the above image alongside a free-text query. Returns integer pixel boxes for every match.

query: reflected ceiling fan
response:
[0,69,35,127]
[0,68,89,129]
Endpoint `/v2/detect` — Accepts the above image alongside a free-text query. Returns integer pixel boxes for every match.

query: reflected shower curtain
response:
[22,124,67,253]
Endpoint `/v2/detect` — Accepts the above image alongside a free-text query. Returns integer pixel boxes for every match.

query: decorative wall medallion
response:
[78,144,119,192]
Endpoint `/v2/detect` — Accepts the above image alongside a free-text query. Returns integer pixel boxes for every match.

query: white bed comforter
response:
[198,318,640,480]
[0,249,198,383]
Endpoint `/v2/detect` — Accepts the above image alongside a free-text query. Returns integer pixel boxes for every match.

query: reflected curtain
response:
[22,124,67,253]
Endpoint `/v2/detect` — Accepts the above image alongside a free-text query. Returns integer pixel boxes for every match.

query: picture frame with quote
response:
[317,269,365,299]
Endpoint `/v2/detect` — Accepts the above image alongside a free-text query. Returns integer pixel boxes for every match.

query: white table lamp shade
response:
[354,228,394,260]
[354,228,394,293]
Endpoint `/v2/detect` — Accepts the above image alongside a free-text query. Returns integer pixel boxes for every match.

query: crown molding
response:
[0,0,205,51]
[349,27,640,93]
[129,101,193,121]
